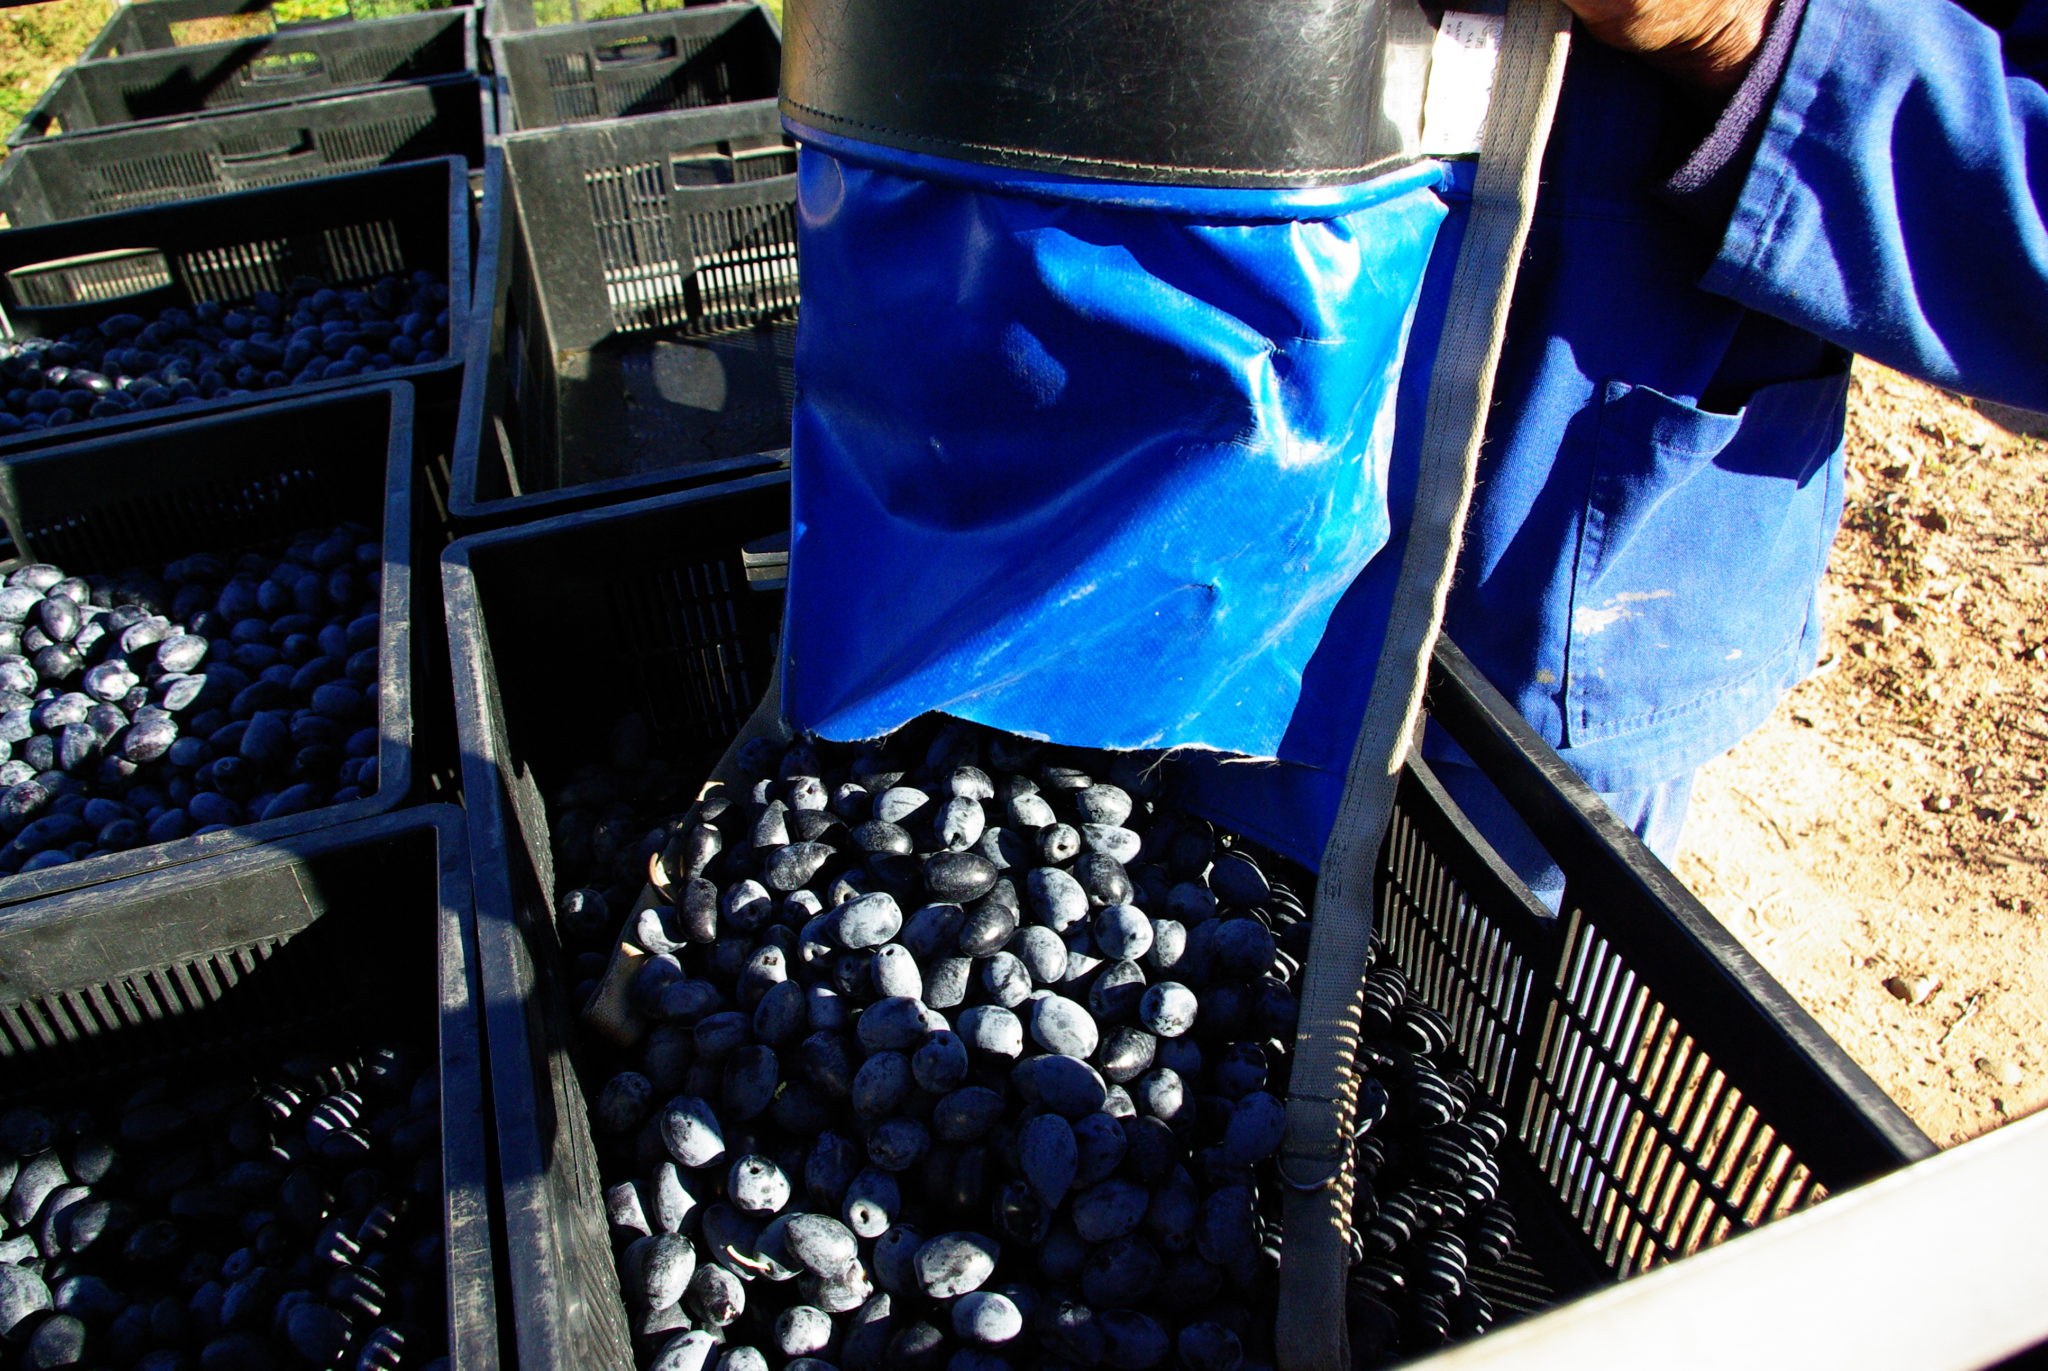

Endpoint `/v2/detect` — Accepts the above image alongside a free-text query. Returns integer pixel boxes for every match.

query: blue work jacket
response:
[1438,0,2048,790]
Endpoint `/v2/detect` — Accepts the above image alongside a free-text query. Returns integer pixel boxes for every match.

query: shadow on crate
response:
[549,323,795,484]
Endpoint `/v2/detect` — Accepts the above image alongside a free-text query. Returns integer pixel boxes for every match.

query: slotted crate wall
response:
[0,383,417,909]
[490,3,777,131]
[13,8,476,145]
[451,104,794,523]
[84,0,472,60]
[0,157,468,454]
[1383,640,1940,1289]
[444,473,1936,1368]
[0,79,486,226]
[0,806,499,1369]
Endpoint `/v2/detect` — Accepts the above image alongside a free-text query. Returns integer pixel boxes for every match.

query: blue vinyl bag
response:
[785,122,1451,812]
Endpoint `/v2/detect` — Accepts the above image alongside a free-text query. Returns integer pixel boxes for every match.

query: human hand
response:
[1561,0,1776,96]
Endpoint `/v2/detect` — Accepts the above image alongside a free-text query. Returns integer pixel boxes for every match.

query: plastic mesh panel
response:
[18,465,335,570]
[612,553,758,757]
[544,52,601,120]
[583,137,798,335]
[0,940,288,1069]
[318,218,408,282]
[93,151,222,208]
[587,158,683,329]
[1523,909,1826,1276]
[178,236,291,303]
[675,201,798,335]
[332,42,422,85]
[317,114,436,168]
[1378,797,1537,1103]
[605,65,681,116]
[8,249,176,308]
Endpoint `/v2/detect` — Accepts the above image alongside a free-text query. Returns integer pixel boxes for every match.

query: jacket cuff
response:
[1659,0,1810,222]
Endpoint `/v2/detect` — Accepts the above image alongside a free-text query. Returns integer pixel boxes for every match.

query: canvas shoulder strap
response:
[1275,5,1574,1367]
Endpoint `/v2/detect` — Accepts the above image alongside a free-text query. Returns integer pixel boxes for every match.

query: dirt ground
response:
[1677,360,2048,1149]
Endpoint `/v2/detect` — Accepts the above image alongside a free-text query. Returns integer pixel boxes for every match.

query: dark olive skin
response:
[513,726,1525,1370]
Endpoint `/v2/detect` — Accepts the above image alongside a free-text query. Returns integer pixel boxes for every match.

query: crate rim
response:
[81,0,480,62]
[482,0,779,45]
[0,802,502,1371]
[7,69,484,157]
[0,155,470,457]
[8,8,480,149]
[444,461,790,564]
[0,79,488,229]
[483,86,783,147]
[485,0,780,135]
[0,380,419,911]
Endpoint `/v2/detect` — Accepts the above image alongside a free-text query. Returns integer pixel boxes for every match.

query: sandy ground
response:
[1677,361,2048,1149]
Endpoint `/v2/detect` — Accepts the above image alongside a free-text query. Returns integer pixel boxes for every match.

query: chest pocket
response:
[1563,365,1851,745]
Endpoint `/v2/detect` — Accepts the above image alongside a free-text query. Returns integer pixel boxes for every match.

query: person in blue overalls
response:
[1431,0,2048,900]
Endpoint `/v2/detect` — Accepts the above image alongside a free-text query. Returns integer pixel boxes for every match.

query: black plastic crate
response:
[443,471,788,1370]
[0,382,417,909]
[84,0,472,59]
[444,472,1934,1369]
[0,804,500,1370]
[1402,639,1938,1279]
[0,79,487,227]
[14,8,476,146]
[0,157,468,457]
[484,0,713,39]
[451,105,795,523]
[490,3,778,131]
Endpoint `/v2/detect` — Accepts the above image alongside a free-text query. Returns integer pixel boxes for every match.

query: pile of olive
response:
[0,522,383,878]
[0,1045,449,1370]
[0,272,450,437]
[541,716,1521,1371]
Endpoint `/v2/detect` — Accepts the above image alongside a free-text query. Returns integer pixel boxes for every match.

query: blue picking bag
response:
[777,0,1454,866]
[786,131,1447,754]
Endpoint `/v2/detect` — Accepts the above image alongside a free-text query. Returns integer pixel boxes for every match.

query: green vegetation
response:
[528,0,779,29]
[0,0,113,133]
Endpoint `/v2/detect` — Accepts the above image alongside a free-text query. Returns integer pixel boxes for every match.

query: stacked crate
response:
[454,0,792,521]
[0,0,488,891]
[0,16,500,1365]
[0,0,488,220]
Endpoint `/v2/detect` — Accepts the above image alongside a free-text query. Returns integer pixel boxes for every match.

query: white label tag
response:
[1420,11,1504,156]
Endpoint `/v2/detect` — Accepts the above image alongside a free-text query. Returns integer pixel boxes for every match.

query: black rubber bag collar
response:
[780,0,1424,188]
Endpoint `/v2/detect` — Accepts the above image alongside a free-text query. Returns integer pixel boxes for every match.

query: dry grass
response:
[0,0,113,135]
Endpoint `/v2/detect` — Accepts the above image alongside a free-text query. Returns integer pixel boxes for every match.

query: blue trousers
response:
[1431,761,1695,910]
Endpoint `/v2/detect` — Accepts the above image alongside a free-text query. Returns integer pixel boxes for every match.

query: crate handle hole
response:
[246,51,327,82]
[219,130,317,164]
[7,248,176,311]
[597,35,676,64]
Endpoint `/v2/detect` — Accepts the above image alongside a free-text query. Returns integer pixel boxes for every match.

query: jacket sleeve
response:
[1702,0,2048,411]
